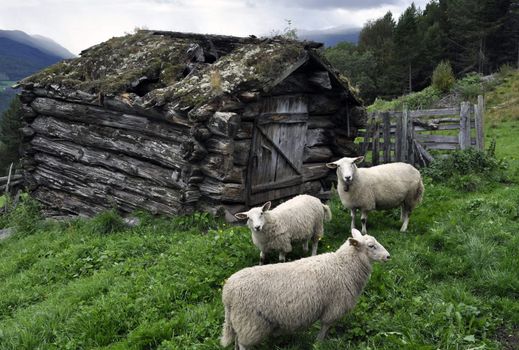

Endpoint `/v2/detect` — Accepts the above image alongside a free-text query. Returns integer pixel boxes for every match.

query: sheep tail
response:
[323,204,332,222]
[220,305,235,347]
[415,179,424,204]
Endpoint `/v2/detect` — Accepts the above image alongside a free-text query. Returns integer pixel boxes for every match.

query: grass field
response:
[0,72,518,349]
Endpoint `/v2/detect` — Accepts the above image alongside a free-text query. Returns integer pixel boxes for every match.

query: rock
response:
[0,227,15,240]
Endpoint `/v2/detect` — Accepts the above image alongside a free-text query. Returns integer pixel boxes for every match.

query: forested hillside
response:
[325,0,519,103]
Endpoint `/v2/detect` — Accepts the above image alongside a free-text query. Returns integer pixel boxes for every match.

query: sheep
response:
[326,156,424,234]
[234,194,332,265]
[220,228,390,349]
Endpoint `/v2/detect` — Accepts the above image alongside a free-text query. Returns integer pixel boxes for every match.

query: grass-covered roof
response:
[20,30,361,109]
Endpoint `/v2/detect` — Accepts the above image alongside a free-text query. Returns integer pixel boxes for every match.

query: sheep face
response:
[326,156,364,186]
[348,229,390,262]
[235,201,272,232]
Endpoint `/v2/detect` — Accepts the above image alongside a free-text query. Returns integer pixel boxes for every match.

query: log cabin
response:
[16,30,366,218]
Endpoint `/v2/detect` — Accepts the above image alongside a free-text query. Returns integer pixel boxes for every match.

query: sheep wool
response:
[220,229,390,349]
[235,194,332,264]
[327,157,424,233]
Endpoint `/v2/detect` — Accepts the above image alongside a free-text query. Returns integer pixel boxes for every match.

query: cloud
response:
[258,0,401,10]
[0,0,430,54]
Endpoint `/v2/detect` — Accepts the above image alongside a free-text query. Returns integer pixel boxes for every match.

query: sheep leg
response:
[400,207,410,232]
[302,240,309,253]
[350,209,356,230]
[361,210,368,234]
[259,251,266,265]
[311,236,319,256]
[278,252,286,263]
[235,341,247,350]
[316,322,332,341]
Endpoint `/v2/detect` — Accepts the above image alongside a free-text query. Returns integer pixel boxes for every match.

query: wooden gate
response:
[247,113,308,205]
[360,96,485,167]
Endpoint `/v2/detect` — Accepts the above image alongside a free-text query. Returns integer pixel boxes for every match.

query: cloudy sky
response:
[0,0,429,55]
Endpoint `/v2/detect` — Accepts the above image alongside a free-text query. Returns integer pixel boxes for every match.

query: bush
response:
[423,148,509,191]
[432,61,455,93]
[86,210,127,235]
[454,73,484,101]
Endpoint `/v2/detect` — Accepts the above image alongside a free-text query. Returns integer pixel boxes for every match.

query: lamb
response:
[326,156,424,234]
[234,194,332,265]
[220,228,390,349]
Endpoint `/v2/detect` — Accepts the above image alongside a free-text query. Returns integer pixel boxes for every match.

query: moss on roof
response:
[21,30,361,108]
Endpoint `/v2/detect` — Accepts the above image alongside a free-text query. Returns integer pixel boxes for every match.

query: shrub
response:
[432,61,455,93]
[423,148,509,191]
[454,73,484,101]
[87,210,127,235]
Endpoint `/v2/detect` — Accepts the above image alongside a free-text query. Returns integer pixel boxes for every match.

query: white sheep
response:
[234,194,332,264]
[220,228,390,349]
[326,156,424,234]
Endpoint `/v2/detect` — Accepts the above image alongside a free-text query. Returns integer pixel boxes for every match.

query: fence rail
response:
[360,95,485,167]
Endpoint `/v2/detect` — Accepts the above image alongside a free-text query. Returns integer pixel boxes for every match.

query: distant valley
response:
[0,30,74,114]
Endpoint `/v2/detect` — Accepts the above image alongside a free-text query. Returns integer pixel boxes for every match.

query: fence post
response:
[395,111,402,161]
[459,101,471,150]
[402,105,409,162]
[361,114,374,156]
[382,112,391,163]
[372,114,380,165]
[475,95,485,150]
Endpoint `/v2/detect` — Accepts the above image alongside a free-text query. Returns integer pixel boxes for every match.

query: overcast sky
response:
[0,0,430,55]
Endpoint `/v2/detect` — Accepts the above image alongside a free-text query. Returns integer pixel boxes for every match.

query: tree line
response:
[325,0,519,103]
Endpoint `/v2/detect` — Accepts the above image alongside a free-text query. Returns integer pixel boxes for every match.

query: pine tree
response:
[0,96,23,175]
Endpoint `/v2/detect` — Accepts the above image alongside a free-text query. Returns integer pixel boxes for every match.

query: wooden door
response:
[247,113,308,205]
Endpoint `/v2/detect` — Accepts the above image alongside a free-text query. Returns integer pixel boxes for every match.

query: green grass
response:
[0,195,5,207]
[0,149,518,350]
[0,72,518,349]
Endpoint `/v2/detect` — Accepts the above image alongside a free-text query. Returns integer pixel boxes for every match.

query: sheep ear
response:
[348,238,360,247]
[354,156,364,164]
[234,212,248,220]
[351,228,363,239]
[326,162,338,169]
[262,201,271,212]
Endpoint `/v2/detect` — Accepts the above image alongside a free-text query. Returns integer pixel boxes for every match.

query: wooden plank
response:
[402,105,409,162]
[409,107,460,118]
[303,146,334,162]
[475,95,485,150]
[408,108,415,166]
[372,115,380,165]
[302,163,330,182]
[251,175,302,193]
[307,116,335,129]
[248,183,302,206]
[256,113,308,124]
[199,178,244,203]
[256,124,303,175]
[274,121,307,181]
[361,115,374,156]
[30,116,190,169]
[235,121,253,139]
[382,112,391,163]
[395,110,403,161]
[415,134,459,143]
[414,141,434,163]
[29,136,190,189]
[459,102,471,150]
[423,143,460,150]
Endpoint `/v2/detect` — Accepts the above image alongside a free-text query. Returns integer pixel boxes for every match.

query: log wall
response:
[19,66,363,218]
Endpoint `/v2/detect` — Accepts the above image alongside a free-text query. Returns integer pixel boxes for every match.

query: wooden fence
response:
[0,163,23,212]
[360,95,485,167]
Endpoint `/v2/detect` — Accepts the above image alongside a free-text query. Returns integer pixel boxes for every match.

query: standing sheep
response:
[234,194,332,265]
[326,156,424,233]
[220,228,390,349]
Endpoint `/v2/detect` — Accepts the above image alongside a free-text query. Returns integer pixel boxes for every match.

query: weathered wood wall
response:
[19,66,364,218]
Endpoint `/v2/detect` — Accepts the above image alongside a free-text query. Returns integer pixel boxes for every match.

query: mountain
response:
[0,30,74,114]
[298,27,360,47]
[0,30,75,60]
